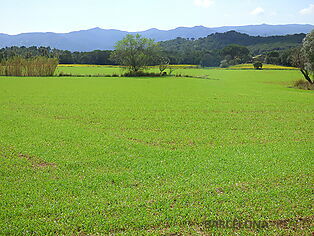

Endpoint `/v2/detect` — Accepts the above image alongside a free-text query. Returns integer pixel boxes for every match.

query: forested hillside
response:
[161,31,304,51]
[0,31,305,67]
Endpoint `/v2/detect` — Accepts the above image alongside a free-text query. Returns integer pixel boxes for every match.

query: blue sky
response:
[1,0,314,34]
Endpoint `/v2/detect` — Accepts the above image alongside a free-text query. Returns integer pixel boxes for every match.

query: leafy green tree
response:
[200,53,221,67]
[220,59,229,68]
[158,56,170,75]
[222,44,250,65]
[301,30,314,83]
[291,30,314,84]
[279,48,295,67]
[265,51,280,65]
[59,50,73,64]
[222,44,249,59]
[110,34,160,73]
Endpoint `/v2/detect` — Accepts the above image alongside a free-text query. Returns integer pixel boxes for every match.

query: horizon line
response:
[1,23,313,36]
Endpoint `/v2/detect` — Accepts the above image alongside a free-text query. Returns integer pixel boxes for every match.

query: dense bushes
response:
[0,56,58,76]
[253,62,263,70]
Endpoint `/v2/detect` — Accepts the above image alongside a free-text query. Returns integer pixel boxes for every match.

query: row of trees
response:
[0,44,251,68]
[0,46,115,65]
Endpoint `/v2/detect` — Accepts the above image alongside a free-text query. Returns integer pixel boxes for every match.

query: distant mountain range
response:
[0,24,313,52]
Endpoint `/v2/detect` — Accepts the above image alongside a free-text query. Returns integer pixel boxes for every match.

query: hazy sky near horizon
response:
[1,0,314,34]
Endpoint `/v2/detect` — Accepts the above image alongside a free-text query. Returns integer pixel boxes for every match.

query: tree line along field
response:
[0,67,313,234]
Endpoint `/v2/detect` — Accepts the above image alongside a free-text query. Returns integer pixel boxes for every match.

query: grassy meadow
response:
[0,67,313,234]
[56,65,205,77]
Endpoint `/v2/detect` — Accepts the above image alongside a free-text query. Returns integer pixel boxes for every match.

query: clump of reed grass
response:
[293,79,314,90]
[0,56,58,76]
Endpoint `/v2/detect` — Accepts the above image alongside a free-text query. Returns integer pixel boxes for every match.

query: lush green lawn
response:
[0,69,313,234]
[56,65,123,76]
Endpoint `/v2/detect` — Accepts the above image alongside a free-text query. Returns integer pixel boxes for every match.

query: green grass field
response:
[56,65,123,76]
[0,68,313,234]
[56,65,218,77]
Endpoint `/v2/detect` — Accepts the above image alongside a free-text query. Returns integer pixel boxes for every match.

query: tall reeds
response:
[0,56,58,76]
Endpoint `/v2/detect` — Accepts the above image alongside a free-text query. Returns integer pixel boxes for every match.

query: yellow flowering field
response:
[228,64,298,70]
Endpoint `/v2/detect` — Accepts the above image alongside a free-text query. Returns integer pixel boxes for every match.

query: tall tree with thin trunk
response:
[291,30,314,84]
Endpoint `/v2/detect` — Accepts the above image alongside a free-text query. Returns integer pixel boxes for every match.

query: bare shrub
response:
[293,79,314,90]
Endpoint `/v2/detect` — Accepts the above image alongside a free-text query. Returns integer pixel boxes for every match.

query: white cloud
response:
[194,0,214,8]
[299,4,314,15]
[250,7,265,16]
[270,11,277,16]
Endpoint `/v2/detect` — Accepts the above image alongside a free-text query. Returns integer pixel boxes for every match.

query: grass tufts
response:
[293,79,314,90]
